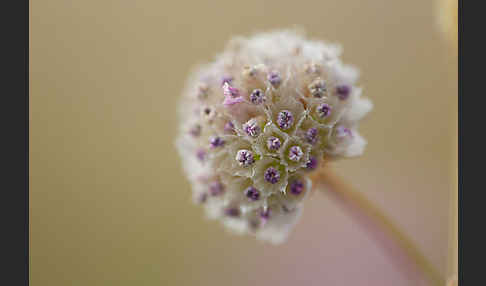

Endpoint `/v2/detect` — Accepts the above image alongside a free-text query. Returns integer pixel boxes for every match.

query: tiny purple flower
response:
[264,167,280,184]
[196,149,207,162]
[250,89,265,104]
[277,110,294,130]
[288,146,304,162]
[316,103,331,118]
[209,181,224,196]
[224,121,236,134]
[244,121,261,137]
[236,149,255,167]
[336,85,351,100]
[266,136,282,151]
[336,126,352,139]
[210,136,225,148]
[308,79,327,98]
[290,180,304,195]
[305,128,318,144]
[268,71,281,88]
[244,186,260,201]
[225,207,240,217]
[305,157,318,170]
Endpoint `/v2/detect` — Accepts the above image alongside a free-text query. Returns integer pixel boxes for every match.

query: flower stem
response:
[309,165,444,286]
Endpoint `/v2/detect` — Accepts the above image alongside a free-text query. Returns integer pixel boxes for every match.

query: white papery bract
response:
[176,29,372,244]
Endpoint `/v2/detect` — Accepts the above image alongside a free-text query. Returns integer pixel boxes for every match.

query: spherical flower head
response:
[336,125,352,139]
[196,149,206,162]
[176,29,372,244]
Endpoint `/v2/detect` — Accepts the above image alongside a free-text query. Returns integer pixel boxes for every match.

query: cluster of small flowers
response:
[176,30,372,244]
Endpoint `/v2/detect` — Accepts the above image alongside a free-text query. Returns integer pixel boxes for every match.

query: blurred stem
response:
[310,165,444,286]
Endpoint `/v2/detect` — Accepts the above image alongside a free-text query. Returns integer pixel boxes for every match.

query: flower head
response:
[176,29,372,244]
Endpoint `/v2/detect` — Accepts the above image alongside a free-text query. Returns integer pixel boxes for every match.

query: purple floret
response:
[196,149,207,162]
[290,180,304,195]
[210,136,225,148]
[305,128,318,144]
[264,167,280,184]
[305,157,318,170]
[236,149,255,167]
[244,122,261,137]
[250,89,265,104]
[316,103,331,118]
[288,146,304,162]
[277,110,294,130]
[222,82,243,106]
[209,181,224,196]
[268,71,281,88]
[336,85,351,100]
[244,186,260,201]
[266,136,282,151]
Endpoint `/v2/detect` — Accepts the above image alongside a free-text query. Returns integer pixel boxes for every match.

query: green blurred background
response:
[30,0,457,285]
